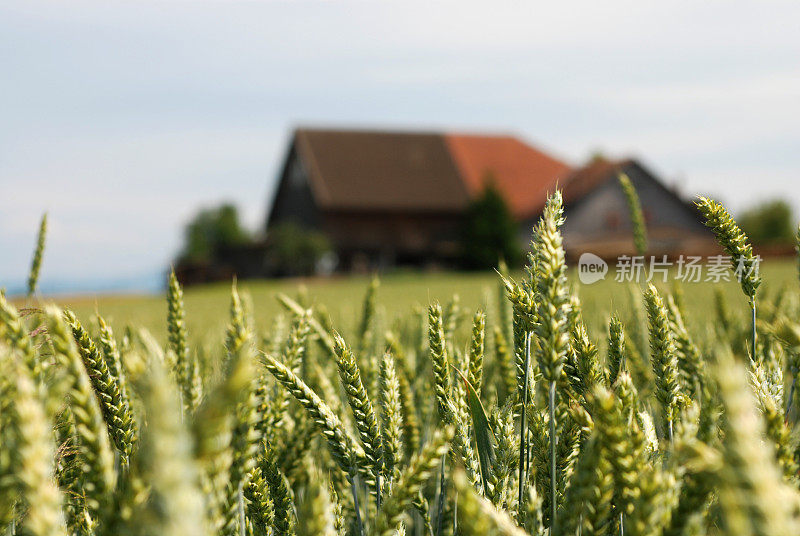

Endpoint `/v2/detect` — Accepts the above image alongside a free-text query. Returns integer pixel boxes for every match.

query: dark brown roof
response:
[293,128,570,216]
[295,129,470,212]
[561,157,633,203]
[444,134,571,219]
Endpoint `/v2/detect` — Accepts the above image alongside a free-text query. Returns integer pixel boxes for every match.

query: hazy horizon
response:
[3,1,799,294]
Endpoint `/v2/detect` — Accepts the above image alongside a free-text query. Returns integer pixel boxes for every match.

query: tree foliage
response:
[460,179,522,269]
[739,199,795,246]
[268,223,332,276]
[180,204,251,263]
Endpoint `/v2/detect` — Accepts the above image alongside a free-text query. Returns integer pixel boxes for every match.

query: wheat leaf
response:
[453,365,496,494]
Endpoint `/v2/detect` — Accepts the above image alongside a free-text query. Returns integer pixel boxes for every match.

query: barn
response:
[265,127,715,272]
[560,157,716,260]
[266,128,572,270]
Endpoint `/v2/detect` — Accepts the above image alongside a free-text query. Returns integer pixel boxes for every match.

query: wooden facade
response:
[265,132,466,270]
[265,128,716,273]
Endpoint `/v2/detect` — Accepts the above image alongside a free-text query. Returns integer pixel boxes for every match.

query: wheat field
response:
[3,187,800,536]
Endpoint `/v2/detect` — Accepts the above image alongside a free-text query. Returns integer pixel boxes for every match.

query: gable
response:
[265,143,321,229]
[561,160,713,253]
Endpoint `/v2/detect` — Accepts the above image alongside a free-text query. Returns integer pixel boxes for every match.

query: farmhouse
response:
[265,127,715,271]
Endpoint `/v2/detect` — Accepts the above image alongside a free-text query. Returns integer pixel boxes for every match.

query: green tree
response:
[180,203,251,263]
[268,223,332,276]
[459,180,522,269]
[739,199,795,245]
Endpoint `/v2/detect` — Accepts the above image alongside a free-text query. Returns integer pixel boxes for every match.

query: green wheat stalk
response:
[696,196,761,356]
[0,292,39,378]
[3,347,67,536]
[618,173,648,255]
[380,350,404,483]
[167,269,203,413]
[606,315,625,387]
[134,354,207,536]
[45,306,117,523]
[264,450,295,536]
[453,469,528,536]
[531,190,570,532]
[333,332,384,504]
[27,212,47,297]
[467,310,486,398]
[714,347,796,536]
[643,284,681,441]
[373,426,453,536]
[65,310,136,467]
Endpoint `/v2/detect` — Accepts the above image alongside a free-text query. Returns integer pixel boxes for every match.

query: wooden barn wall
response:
[323,210,463,268]
[265,145,321,230]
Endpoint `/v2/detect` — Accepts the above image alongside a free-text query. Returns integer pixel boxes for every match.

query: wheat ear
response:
[96,316,131,414]
[665,295,703,397]
[374,426,453,536]
[333,332,384,504]
[428,303,452,420]
[606,315,625,387]
[225,280,249,358]
[261,352,360,479]
[532,190,570,531]
[27,212,47,297]
[64,310,136,467]
[244,465,274,536]
[192,329,254,533]
[557,433,614,536]
[696,196,761,356]
[468,310,486,397]
[714,347,797,536]
[380,350,404,482]
[167,269,202,413]
[3,347,67,536]
[453,469,528,536]
[643,284,681,440]
[296,466,337,536]
[45,306,116,521]
[264,451,295,536]
[357,276,379,357]
[64,311,136,467]
[0,292,39,377]
[222,371,263,536]
[384,332,420,458]
[259,310,311,443]
[134,355,206,536]
[618,173,648,255]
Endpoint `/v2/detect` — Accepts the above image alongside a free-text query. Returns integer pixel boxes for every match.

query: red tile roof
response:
[561,157,633,204]
[444,134,571,219]
[293,128,571,217]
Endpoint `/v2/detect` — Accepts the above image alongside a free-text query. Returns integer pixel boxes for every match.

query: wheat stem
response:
[751,299,757,361]
[548,380,557,534]
[517,331,531,520]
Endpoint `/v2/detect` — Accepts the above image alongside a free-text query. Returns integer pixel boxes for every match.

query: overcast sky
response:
[2,1,799,293]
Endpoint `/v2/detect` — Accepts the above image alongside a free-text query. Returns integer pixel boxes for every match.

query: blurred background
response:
[2,1,799,294]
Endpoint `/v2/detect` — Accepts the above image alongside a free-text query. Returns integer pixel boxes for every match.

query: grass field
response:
[55,259,797,348]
